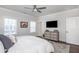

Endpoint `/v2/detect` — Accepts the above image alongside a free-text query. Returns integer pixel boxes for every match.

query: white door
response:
[66,17,79,45]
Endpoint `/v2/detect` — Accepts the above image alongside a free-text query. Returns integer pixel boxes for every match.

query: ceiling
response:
[0,5,79,16]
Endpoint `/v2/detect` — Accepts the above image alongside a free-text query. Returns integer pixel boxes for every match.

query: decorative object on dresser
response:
[43,30,59,41]
[43,30,50,39]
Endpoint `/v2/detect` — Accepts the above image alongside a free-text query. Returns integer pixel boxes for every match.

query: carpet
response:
[49,41,70,53]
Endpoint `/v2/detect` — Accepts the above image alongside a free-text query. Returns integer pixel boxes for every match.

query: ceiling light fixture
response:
[33,8,37,12]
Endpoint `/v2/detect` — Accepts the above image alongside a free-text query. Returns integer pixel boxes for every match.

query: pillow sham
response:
[6,35,17,44]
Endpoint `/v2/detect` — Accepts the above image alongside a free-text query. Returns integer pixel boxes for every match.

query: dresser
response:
[44,30,59,41]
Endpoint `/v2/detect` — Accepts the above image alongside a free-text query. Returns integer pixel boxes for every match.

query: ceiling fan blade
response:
[38,11,42,13]
[38,7,46,9]
[37,9,42,13]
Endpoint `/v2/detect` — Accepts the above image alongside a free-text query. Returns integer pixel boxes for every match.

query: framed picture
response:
[20,21,28,28]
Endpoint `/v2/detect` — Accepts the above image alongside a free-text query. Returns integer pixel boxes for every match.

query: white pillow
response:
[0,41,4,53]
[5,35,17,44]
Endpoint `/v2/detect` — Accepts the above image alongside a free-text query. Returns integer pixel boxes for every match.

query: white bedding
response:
[8,36,54,53]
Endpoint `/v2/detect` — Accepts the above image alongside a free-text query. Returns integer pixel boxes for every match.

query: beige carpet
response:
[49,41,70,53]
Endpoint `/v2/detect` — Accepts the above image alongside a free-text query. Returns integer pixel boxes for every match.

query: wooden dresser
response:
[44,30,59,41]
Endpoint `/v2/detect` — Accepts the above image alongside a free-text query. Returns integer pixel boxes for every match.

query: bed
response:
[0,41,4,53]
[0,35,54,53]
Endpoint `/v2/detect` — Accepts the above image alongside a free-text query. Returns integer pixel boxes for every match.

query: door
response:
[66,17,79,45]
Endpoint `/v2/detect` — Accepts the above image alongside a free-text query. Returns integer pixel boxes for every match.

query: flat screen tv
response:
[46,21,58,28]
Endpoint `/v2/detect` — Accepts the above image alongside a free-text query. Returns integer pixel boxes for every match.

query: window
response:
[4,18,17,35]
[30,21,36,32]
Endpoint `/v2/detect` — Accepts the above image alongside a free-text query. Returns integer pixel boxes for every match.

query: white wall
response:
[0,7,38,36]
[38,8,79,42]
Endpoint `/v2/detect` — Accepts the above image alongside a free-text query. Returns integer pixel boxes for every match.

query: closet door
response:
[66,17,79,45]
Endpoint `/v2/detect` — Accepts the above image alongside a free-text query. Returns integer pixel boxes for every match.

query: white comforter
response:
[8,36,54,53]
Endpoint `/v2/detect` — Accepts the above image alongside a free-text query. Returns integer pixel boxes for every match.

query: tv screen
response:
[46,21,58,28]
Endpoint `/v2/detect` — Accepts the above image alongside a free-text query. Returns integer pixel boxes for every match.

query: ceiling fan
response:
[24,5,46,13]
